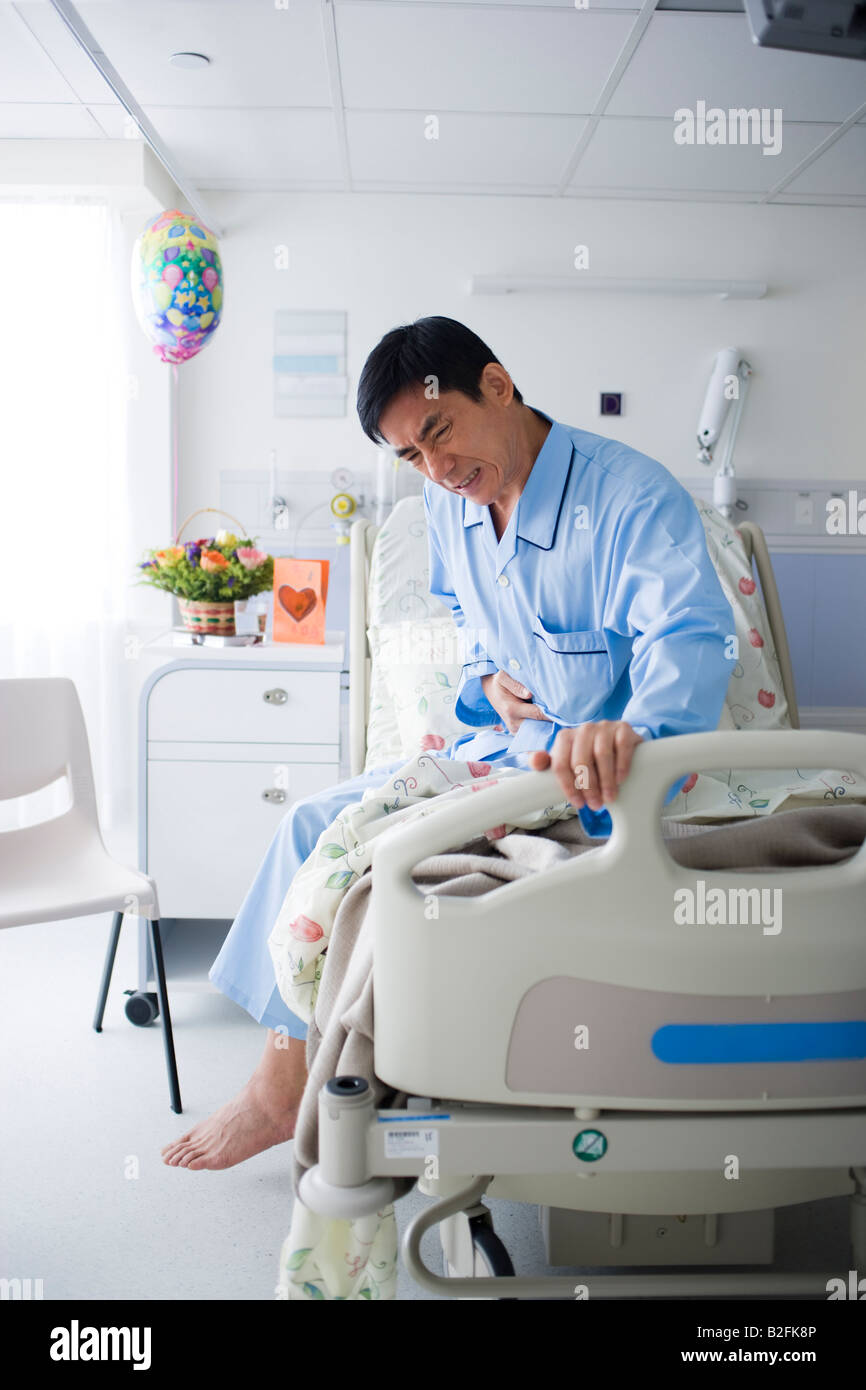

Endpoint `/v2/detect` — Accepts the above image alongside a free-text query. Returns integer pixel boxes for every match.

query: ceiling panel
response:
[607,13,866,123]
[12,0,119,104]
[336,3,635,114]
[2,0,865,208]
[75,0,332,108]
[568,116,838,195]
[346,110,585,187]
[0,1,81,102]
[0,101,102,138]
[86,101,139,141]
[141,106,343,184]
[783,126,866,196]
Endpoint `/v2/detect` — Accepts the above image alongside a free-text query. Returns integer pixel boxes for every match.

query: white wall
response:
[173,190,866,515]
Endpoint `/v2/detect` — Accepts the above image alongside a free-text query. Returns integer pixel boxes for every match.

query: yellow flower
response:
[154,546,185,566]
[214,529,239,549]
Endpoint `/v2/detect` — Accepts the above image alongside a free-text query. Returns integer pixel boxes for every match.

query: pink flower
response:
[681,773,699,794]
[468,762,492,778]
[738,576,756,596]
[749,628,764,648]
[757,689,775,709]
[289,914,323,942]
[236,547,268,570]
[420,733,446,751]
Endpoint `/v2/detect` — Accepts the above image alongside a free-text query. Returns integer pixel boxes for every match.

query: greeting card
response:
[272,557,329,645]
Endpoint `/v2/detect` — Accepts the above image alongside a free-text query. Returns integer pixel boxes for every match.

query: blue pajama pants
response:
[208,758,408,1038]
[208,749,611,1039]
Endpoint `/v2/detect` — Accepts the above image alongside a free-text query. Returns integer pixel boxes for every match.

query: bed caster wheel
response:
[467,1216,515,1279]
[443,1208,517,1296]
[124,990,159,1026]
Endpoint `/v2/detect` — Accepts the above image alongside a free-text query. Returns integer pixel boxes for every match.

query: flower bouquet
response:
[136,508,274,635]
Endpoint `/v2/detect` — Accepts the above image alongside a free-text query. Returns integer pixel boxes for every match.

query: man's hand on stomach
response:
[529,722,644,812]
[480,670,547,734]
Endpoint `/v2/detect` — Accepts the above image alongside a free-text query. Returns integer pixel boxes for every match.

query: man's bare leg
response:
[161,1030,306,1171]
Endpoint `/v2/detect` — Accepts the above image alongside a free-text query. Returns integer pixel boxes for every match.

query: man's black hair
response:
[356,316,523,444]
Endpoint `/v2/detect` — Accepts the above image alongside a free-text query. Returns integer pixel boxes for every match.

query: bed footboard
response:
[370,730,866,1108]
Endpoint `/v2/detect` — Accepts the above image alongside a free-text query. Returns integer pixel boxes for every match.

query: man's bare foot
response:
[161,1029,307,1171]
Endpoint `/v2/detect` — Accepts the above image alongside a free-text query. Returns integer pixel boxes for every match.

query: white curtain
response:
[0,198,145,852]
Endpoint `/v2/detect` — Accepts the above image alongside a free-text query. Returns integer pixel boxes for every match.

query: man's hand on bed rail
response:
[529,722,644,812]
[480,670,546,733]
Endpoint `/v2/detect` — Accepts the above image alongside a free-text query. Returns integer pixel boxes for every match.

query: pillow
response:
[665,500,813,821]
[365,617,487,762]
[691,498,791,731]
[364,496,442,770]
[363,655,402,772]
[367,496,447,628]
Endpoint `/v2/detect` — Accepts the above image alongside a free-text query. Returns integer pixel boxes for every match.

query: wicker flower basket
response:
[177,598,236,635]
[174,507,252,636]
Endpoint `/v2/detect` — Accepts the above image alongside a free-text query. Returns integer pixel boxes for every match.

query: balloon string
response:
[172,363,179,541]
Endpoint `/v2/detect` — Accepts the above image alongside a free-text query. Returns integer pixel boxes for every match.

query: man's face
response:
[378,376,520,506]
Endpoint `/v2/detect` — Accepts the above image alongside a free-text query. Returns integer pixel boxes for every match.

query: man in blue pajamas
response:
[163,316,733,1171]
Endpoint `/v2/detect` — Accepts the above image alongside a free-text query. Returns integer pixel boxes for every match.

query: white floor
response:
[0,908,854,1302]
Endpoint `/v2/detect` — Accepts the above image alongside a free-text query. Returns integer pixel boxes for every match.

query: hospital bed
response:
[298,495,866,1299]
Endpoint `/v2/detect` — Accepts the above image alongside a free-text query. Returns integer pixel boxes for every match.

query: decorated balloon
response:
[131,209,223,364]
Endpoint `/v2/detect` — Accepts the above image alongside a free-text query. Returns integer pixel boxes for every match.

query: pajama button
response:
[508,658,521,672]
[498,575,510,587]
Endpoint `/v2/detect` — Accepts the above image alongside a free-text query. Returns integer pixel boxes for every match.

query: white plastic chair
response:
[0,677,181,1112]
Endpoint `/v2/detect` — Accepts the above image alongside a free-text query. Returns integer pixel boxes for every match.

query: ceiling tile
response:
[12,0,118,104]
[86,102,138,140]
[782,126,866,196]
[607,13,866,122]
[569,116,839,194]
[142,106,343,184]
[0,101,102,138]
[0,1,81,101]
[335,2,635,114]
[346,109,584,186]
[75,0,332,108]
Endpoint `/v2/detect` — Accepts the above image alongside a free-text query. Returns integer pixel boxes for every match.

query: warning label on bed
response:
[383,1127,439,1159]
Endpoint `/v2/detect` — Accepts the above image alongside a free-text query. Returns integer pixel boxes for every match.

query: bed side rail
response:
[372,729,866,894]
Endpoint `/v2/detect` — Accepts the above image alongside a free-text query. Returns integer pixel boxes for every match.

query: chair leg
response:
[147,918,183,1115]
[93,911,124,1032]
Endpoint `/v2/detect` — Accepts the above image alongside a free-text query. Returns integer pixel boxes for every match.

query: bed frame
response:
[302,503,866,1299]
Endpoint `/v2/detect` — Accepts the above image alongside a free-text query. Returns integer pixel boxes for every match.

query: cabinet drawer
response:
[147,668,340,745]
[147,759,340,919]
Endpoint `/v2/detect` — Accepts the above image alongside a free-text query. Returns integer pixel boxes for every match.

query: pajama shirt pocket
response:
[530,615,613,719]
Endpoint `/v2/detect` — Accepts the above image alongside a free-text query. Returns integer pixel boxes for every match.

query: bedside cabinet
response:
[134,633,348,1000]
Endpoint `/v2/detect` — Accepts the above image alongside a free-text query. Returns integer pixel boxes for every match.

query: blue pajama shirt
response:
[210,414,734,1036]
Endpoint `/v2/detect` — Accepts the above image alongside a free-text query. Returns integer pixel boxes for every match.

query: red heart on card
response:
[278,585,317,622]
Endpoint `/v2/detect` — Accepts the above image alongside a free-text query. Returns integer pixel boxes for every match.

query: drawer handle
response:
[263,688,288,705]
[262,788,287,804]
